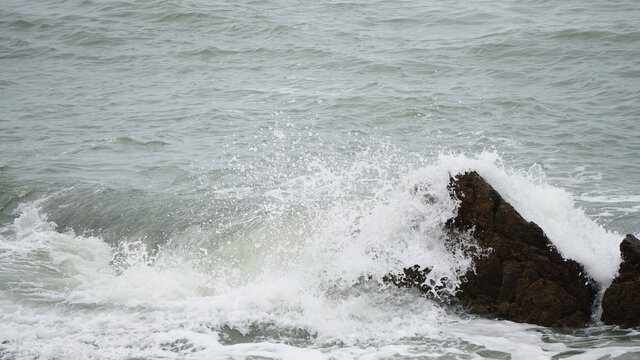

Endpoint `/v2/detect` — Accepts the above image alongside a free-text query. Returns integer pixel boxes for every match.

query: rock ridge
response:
[385,171,599,327]
[447,171,598,327]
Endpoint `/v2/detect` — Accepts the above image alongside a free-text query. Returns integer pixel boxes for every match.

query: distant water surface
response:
[1,0,639,358]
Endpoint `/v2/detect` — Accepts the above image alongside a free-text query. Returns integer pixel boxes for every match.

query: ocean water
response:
[1,0,640,359]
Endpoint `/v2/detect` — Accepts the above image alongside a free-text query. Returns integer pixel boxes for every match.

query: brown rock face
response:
[382,265,434,293]
[601,234,640,327]
[447,172,597,327]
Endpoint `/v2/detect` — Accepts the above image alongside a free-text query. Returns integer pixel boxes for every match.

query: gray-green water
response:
[1,0,639,359]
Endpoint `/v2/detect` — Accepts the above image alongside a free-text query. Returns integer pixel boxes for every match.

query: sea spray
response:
[2,0,640,357]
[0,152,635,358]
[403,152,623,287]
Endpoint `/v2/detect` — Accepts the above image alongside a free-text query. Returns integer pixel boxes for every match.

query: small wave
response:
[62,29,127,47]
[175,46,239,59]
[65,137,170,154]
[578,194,640,204]
[550,28,640,42]
[0,201,207,305]
[6,19,36,29]
[154,12,224,24]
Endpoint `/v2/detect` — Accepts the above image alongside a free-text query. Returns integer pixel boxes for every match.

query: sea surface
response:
[1,0,640,359]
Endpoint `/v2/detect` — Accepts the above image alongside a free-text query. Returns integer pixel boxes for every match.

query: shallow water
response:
[1,0,640,358]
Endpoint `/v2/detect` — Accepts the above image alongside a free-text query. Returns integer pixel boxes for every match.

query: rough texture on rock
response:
[382,265,434,293]
[446,171,598,327]
[601,234,640,327]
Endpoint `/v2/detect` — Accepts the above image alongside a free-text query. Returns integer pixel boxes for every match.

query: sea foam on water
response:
[0,152,634,359]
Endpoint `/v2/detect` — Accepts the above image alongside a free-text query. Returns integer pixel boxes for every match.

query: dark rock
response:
[446,171,598,327]
[382,265,434,293]
[601,234,640,327]
[385,172,599,327]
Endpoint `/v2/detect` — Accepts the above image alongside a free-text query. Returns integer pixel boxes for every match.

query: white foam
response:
[577,194,640,203]
[0,151,634,358]
[406,151,622,286]
[0,202,208,306]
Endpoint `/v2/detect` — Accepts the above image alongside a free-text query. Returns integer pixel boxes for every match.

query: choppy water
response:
[1,0,640,359]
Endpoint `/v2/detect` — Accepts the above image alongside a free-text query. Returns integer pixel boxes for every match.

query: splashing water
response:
[1,152,638,359]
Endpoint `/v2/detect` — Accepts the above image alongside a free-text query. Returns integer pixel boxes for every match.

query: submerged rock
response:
[601,234,640,327]
[447,171,598,327]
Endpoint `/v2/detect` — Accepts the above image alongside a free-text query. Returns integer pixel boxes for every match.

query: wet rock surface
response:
[601,234,640,327]
[447,172,598,327]
[382,265,434,293]
[388,171,598,327]
[447,172,599,327]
